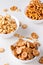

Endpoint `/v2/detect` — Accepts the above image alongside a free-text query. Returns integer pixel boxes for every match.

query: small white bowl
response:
[10,38,40,64]
[25,4,43,24]
[0,16,19,38]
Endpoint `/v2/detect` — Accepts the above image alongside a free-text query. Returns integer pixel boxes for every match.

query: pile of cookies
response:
[11,39,40,60]
[0,15,17,34]
[25,0,43,20]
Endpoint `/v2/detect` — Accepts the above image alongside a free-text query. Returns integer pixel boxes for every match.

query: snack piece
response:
[25,0,43,20]
[10,45,16,50]
[10,5,21,12]
[0,15,17,34]
[10,6,17,11]
[21,52,27,59]
[33,42,40,49]
[26,41,30,48]
[14,33,20,37]
[28,53,34,60]
[31,32,39,39]
[4,64,9,65]
[3,9,8,12]
[18,55,25,60]
[0,48,5,53]
[30,42,34,48]
[25,48,32,54]
[20,46,26,49]
[5,14,11,19]
[16,47,22,54]
[39,56,43,64]
[33,49,40,56]
[17,39,25,46]
[13,49,17,57]
[22,24,28,29]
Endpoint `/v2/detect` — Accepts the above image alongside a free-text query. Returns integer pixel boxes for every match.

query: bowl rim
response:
[25,14,43,23]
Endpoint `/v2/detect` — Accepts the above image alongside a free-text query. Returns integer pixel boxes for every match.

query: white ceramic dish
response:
[0,16,19,38]
[10,38,40,64]
[25,13,43,24]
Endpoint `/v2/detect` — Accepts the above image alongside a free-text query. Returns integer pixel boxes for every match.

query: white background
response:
[0,0,43,65]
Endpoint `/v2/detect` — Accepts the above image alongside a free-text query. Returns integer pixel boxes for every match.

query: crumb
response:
[22,24,28,29]
[3,9,8,12]
[0,48,5,53]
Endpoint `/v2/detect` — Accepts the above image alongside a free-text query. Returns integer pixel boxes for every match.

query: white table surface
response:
[0,0,43,65]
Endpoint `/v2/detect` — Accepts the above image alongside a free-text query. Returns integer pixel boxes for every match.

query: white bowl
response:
[0,16,19,38]
[10,38,40,64]
[25,4,43,24]
[25,14,43,24]
[28,18,43,24]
